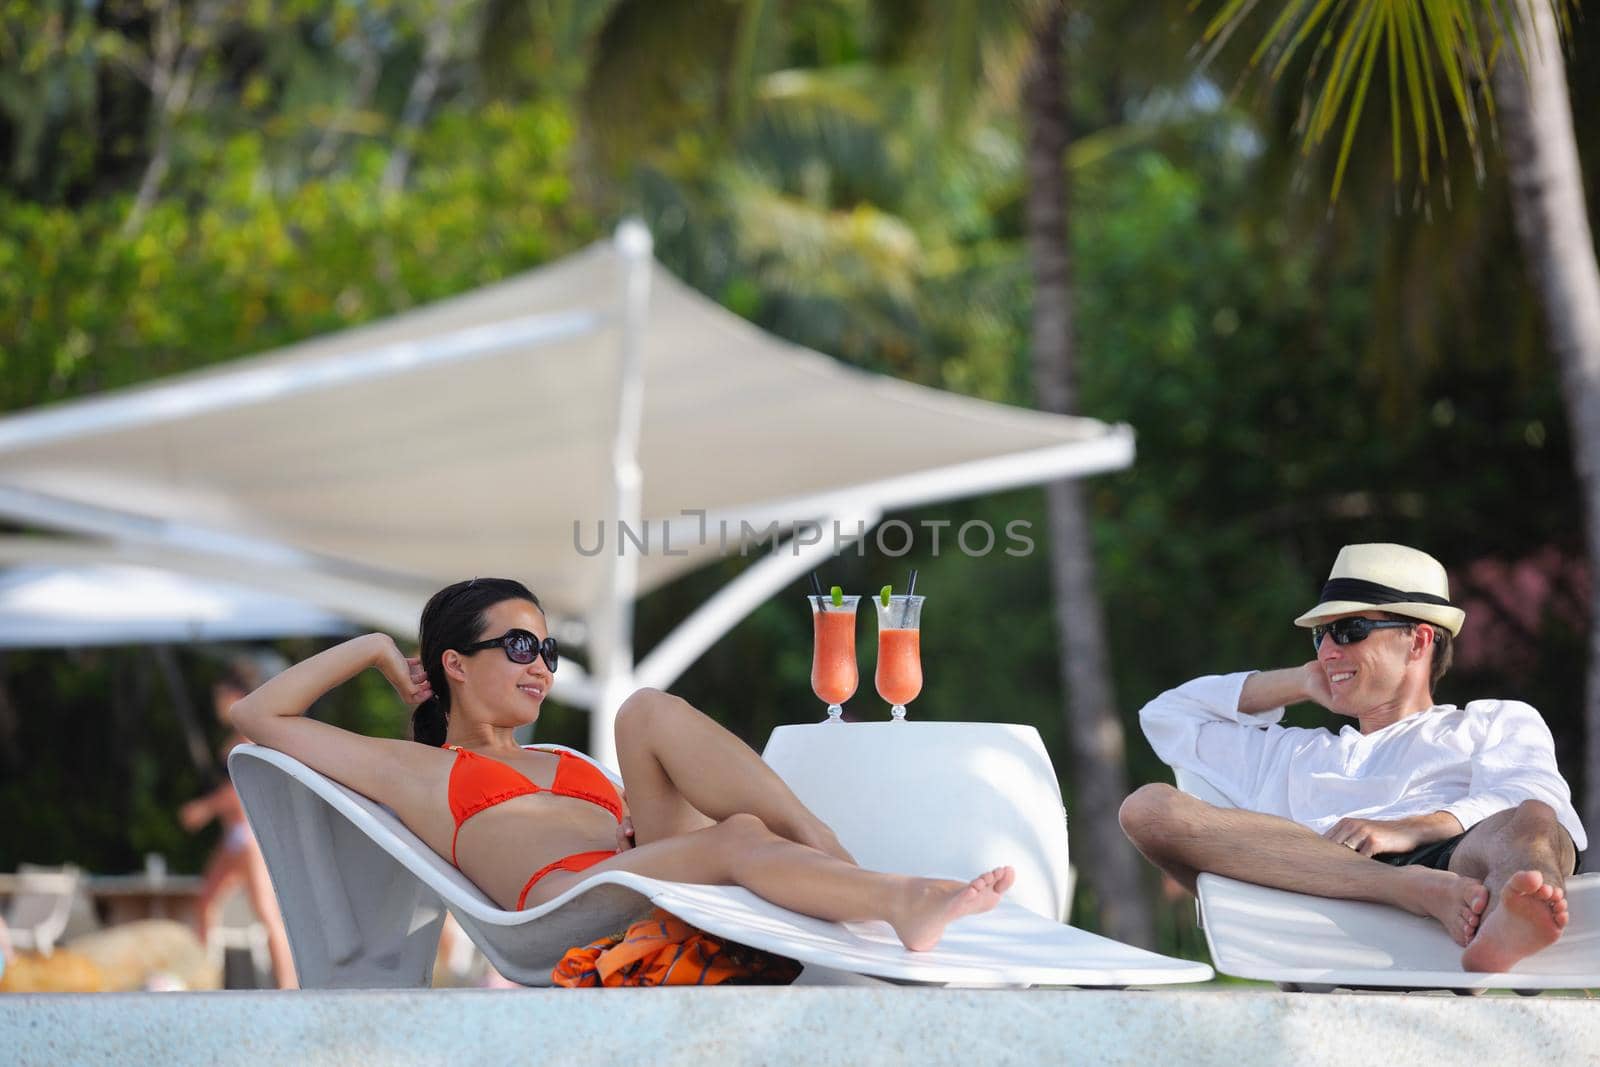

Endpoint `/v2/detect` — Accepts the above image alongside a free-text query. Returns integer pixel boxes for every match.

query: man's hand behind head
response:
[1236,665,1328,715]
[1300,660,1333,711]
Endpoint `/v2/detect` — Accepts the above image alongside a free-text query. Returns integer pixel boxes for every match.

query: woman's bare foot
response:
[1392,867,1488,946]
[892,867,1015,952]
[1461,870,1568,972]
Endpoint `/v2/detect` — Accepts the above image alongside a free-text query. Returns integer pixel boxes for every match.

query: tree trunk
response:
[381,3,458,195]
[154,644,218,780]
[1493,2,1600,868]
[122,0,223,236]
[310,31,384,173]
[1023,1,1154,944]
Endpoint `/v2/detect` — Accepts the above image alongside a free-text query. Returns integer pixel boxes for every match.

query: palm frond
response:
[723,165,923,303]
[899,0,1054,129]
[1199,0,1575,202]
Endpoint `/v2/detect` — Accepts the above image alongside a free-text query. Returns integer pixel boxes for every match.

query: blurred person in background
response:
[179,655,295,988]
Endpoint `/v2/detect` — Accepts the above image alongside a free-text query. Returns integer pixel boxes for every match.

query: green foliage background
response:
[0,1,1590,952]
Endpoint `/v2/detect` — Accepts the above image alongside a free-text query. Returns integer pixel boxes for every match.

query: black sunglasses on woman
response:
[460,629,558,672]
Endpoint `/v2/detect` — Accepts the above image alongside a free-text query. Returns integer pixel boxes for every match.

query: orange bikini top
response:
[444,745,625,865]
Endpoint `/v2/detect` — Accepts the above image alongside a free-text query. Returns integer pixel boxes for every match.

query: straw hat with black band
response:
[1293,543,1466,636]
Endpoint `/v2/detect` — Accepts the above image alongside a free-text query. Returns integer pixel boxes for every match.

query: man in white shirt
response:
[1120,543,1585,972]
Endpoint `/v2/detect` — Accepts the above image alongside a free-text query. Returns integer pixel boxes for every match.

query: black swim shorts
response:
[1373,831,1468,870]
[1375,828,1583,874]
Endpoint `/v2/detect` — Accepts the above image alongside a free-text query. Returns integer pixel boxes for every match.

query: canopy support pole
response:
[587,220,654,768]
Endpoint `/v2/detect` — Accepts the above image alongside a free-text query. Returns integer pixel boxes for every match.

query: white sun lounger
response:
[1175,767,1599,992]
[761,722,1074,922]
[230,722,1211,988]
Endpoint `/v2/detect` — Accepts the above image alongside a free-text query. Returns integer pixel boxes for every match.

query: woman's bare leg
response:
[191,848,245,945]
[614,688,854,863]
[241,843,297,989]
[527,813,1014,951]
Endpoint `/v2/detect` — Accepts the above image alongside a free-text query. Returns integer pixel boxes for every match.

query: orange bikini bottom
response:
[517,849,618,910]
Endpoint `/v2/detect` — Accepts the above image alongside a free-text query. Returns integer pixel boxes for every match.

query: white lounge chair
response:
[762,722,1073,921]
[2,865,81,957]
[1174,767,1600,992]
[231,722,1211,988]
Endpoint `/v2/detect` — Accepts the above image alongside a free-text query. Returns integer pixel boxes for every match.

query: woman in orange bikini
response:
[231,578,1013,953]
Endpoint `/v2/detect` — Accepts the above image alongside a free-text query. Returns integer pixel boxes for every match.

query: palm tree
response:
[1019,1,1155,948]
[1490,1,1600,855]
[1199,0,1599,847]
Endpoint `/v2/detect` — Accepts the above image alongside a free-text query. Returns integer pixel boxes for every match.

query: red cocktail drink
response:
[874,628,923,707]
[873,594,924,721]
[808,595,859,721]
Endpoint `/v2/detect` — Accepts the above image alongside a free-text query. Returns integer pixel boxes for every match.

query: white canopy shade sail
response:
[0,223,1133,762]
[0,562,355,648]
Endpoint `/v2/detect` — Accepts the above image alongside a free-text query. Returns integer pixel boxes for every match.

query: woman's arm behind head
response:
[229,633,441,810]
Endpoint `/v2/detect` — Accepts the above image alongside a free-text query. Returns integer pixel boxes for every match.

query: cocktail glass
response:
[808,594,860,722]
[873,594,924,722]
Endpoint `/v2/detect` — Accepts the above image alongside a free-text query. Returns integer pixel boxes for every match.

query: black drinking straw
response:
[810,571,826,609]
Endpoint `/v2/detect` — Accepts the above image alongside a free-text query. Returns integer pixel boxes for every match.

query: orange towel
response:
[552,909,801,987]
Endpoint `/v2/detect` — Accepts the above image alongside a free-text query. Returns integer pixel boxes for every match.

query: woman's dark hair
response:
[410,578,542,747]
[214,651,287,698]
[215,664,254,696]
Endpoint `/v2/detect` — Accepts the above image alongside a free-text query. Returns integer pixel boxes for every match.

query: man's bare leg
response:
[1449,800,1575,971]
[1119,784,1488,945]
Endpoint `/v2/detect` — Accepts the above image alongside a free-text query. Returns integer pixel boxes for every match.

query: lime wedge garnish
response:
[830,585,843,607]
[879,584,892,607]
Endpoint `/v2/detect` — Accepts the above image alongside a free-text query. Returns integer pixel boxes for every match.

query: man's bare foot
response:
[892,867,1016,952]
[1461,870,1568,972]
[1393,867,1488,946]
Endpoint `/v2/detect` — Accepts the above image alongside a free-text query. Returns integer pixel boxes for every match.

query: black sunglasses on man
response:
[1310,616,1416,652]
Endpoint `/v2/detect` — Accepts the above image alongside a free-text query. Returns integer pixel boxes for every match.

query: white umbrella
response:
[0,223,1134,762]
[0,562,355,648]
